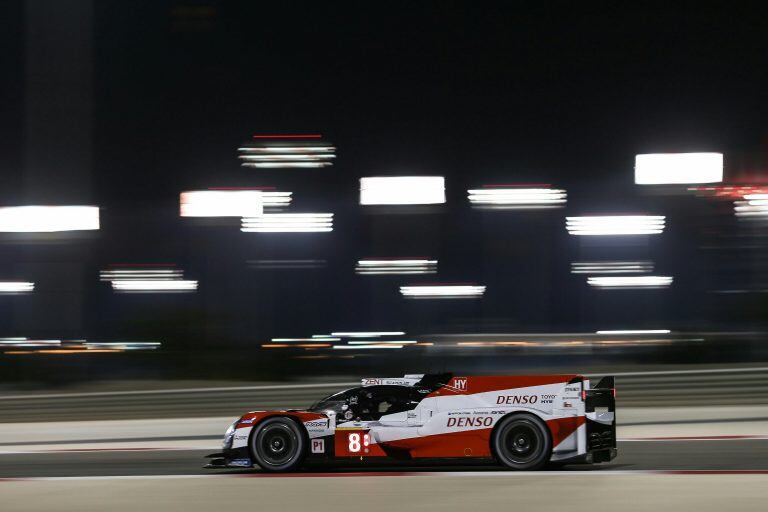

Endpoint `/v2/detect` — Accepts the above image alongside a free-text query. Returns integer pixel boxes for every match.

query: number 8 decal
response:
[348,433,361,452]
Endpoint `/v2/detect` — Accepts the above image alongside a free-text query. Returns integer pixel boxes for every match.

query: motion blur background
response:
[1,0,768,388]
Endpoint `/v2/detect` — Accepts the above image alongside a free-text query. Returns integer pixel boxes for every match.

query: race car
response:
[205,373,616,471]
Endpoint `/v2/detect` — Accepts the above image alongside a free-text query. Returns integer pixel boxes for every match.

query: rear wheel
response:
[492,414,551,470]
[250,417,306,472]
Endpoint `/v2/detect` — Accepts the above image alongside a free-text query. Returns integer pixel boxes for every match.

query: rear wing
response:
[585,375,616,412]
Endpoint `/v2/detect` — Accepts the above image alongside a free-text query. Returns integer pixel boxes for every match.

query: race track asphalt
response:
[1,439,767,478]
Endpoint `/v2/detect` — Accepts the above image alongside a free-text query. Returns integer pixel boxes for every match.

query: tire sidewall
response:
[492,413,552,470]
[250,417,306,472]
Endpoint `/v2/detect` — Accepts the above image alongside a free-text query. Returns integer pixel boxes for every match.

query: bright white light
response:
[635,153,723,185]
[587,276,673,288]
[356,259,437,275]
[360,177,445,205]
[180,190,263,218]
[571,261,654,274]
[238,143,335,168]
[400,285,486,298]
[332,344,404,350]
[241,213,333,232]
[262,191,293,208]
[0,282,34,293]
[467,187,567,209]
[347,340,417,345]
[735,194,768,218]
[86,341,161,350]
[596,330,671,335]
[100,269,183,281]
[331,331,406,337]
[271,337,340,342]
[0,206,99,232]
[566,216,666,235]
[111,280,198,291]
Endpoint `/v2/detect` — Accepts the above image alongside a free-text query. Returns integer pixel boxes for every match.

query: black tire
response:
[492,414,551,470]
[250,417,306,472]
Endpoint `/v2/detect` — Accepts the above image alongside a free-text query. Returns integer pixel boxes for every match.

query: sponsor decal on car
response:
[496,394,539,405]
[311,439,325,454]
[447,416,494,428]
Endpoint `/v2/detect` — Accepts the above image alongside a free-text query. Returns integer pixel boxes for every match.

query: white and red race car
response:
[205,373,616,471]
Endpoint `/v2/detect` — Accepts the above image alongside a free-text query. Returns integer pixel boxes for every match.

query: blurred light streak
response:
[587,275,673,288]
[272,337,339,342]
[0,282,34,293]
[360,177,445,205]
[467,186,566,209]
[179,190,263,217]
[331,331,406,337]
[0,338,60,348]
[400,285,485,298]
[262,191,293,210]
[261,344,290,348]
[85,342,161,350]
[0,206,99,232]
[111,280,198,292]
[241,213,333,232]
[355,259,437,275]
[239,136,335,168]
[100,269,183,281]
[571,261,653,274]
[596,330,671,335]
[332,344,404,349]
[635,153,723,184]
[689,184,768,200]
[735,193,768,218]
[566,215,665,235]
[347,340,417,344]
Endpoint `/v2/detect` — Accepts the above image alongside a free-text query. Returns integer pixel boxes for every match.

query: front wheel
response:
[492,414,551,470]
[250,417,306,472]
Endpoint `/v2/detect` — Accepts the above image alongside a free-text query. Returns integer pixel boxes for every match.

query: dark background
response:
[1,1,768,382]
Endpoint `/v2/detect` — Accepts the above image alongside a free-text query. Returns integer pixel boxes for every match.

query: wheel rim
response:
[500,420,543,464]
[258,424,298,466]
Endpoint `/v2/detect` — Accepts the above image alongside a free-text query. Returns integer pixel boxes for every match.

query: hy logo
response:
[451,377,468,392]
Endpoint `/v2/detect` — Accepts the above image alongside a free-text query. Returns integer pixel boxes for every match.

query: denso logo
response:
[447,417,493,428]
[496,395,538,405]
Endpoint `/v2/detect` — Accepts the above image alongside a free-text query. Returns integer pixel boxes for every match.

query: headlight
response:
[223,420,238,449]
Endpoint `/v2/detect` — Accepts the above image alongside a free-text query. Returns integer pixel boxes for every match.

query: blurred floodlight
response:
[596,330,671,335]
[467,187,566,209]
[331,331,406,337]
[272,337,340,342]
[0,281,34,293]
[735,194,768,218]
[262,191,293,209]
[239,135,335,168]
[0,206,99,232]
[400,285,486,298]
[111,280,198,292]
[587,276,673,288]
[241,213,333,232]
[86,341,161,350]
[360,177,445,205]
[100,269,183,281]
[566,215,665,235]
[356,259,437,275]
[571,261,654,274]
[332,344,404,350]
[180,190,263,217]
[635,153,723,185]
[347,340,417,344]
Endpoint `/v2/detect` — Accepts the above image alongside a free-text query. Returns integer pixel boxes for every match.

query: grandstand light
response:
[355,259,437,275]
[467,187,567,209]
[331,331,406,337]
[0,206,99,232]
[587,276,673,288]
[360,177,445,205]
[0,282,34,293]
[596,330,671,335]
[400,285,486,298]
[571,261,654,274]
[111,280,198,292]
[180,190,263,217]
[635,153,723,185]
[241,213,333,233]
[566,215,665,235]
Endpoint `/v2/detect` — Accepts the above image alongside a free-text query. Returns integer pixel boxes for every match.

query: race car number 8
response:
[348,433,370,453]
